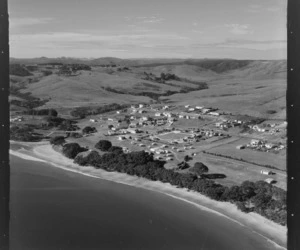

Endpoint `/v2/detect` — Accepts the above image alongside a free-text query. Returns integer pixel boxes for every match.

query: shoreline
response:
[9,140,287,249]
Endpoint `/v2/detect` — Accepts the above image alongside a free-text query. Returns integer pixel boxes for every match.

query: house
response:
[202,108,211,114]
[140,116,148,121]
[155,112,162,117]
[127,128,138,134]
[185,105,190,108]
[179,114,184,119]
[265,143,275,149]
[118,136,126,141]
[261,170,272,175]
[166,157,173,161]
[265,178,276,184]
[250,139,261,146]
[209,112,220,116]
[195,106,203,110]
[90,119,97,122]
[139,104,144,108]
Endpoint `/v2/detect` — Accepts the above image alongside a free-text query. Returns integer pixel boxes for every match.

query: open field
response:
[205,138,286,170]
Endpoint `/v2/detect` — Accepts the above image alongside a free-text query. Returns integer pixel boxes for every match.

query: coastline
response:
[9,140,287,249]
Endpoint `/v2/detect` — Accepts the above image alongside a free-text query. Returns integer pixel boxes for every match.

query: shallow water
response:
[10,155,276,250]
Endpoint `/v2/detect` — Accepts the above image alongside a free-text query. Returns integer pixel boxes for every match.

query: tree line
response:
[52,138,286,226]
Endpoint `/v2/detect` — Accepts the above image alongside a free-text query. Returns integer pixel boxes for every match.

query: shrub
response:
[95,140,112,151]
[82,126,97,135]
[50,136,65,146]
[62,143,88,159]
[190,162,209,175]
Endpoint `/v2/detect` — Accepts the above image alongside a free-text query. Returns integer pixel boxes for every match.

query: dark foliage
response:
[95,140,112,151]
[50,136,66,146]
[190,162,209,175]
[23,108,58,117]
[82,126,97,135]
[10,64,32,76]
[70,103,129,118]
[62,143,88,159]
[71,140,286,225]
[10,125,43,142]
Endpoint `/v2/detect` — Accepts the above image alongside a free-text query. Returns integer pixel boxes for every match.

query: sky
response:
[9,0,287,59]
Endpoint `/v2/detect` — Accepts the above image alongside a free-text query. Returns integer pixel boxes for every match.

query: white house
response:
[261,170,272,175]
[188,108,195,112]
[265,178,276,184]
[209,112,220,116]
[185,105,190,108]
[139,104,144,108]
[195,106,203,110]
[155,112,162,117]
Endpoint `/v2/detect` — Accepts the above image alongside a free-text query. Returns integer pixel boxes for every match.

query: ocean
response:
[9,155,277,250]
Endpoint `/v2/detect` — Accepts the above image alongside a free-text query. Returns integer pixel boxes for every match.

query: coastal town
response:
[10,101,287,191]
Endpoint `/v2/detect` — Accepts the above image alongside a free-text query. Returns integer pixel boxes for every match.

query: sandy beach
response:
[9,140,287,249]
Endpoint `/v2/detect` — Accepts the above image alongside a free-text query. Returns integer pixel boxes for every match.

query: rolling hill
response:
[9,58,286,119]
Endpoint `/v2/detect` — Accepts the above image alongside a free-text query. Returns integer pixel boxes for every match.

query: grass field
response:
[205,138,286,170]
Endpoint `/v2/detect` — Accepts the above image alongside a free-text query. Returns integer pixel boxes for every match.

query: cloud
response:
[190,39,287,51]
[10,17,53,28]
[10,31,190,53]
[247,3,286,13]
[124,16,165,24]
[225,24,252,35]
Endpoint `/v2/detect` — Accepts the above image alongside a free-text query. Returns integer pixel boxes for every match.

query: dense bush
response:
[190,162,209,175]
[10,64,32,76]
[70,103,129,118]
[108,146,123,154]
[10,125,43,142]
[82,126,97,135]
[50,136,65,146]
[95,140,112,151]
[62,143,88,159]
[70,140,287,226]
[24,109,58,117]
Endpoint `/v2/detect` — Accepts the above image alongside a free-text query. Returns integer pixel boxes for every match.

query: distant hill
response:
[9,57,286,119]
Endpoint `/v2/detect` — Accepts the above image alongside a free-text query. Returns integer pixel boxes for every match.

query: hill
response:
[9,58,286,118]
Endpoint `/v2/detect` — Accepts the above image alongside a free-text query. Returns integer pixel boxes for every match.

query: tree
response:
[190,162,209,175]
[62,143,88,159]
[184,155,192,162]
[95,140,112,151]
[50,136,65,146]
[82,126,97,135]
[108,146,123,154]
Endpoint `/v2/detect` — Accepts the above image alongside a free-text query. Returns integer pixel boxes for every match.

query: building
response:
[265,143,275,149]
[209,112,220,116]
[202,108,211,114]
[250,139,262,146]
[90,119,97,122]
[155,112,162,117]
[261,170,272,175]
[195,106,203,110]
[185,105,190,108]
[139,104,144,108]
[265,178,276,184]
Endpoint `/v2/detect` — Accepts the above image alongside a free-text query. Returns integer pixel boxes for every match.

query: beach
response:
[10,140,287,249]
